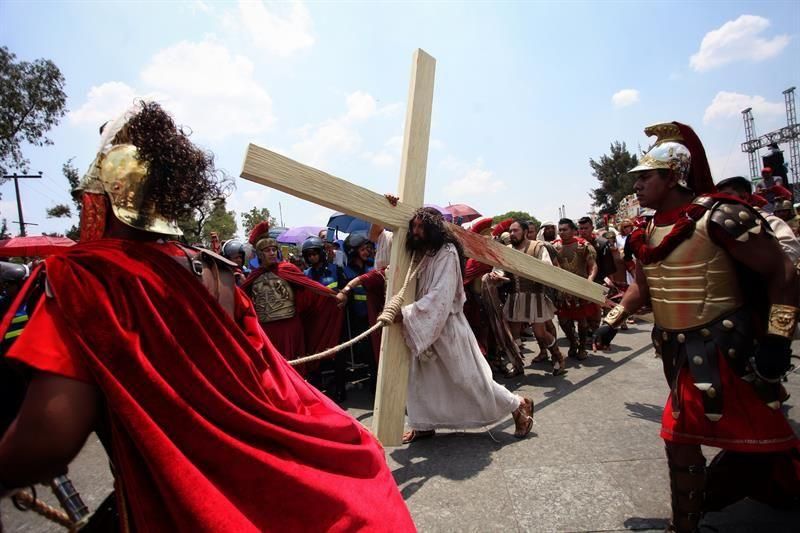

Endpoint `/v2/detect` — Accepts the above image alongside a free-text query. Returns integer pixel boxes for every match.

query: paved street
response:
[3,321,799,531]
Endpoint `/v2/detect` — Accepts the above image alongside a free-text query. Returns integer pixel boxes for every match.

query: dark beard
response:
[408,235,427,252]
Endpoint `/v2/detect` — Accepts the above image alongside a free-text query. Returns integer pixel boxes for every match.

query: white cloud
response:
[690,15,790,72]
[703,91,784,124]
[345,91,378,121]
[363,150,395,167]
[385,135,404,152]
[68,82,140,125]
[291,120,362,167]
[141,39,275,140]
[235,0,314,57]
[70,39,275,142]
[290,91,401,167]
[442,157,505,196]
[190,0,212,14]
[611,89,639,108]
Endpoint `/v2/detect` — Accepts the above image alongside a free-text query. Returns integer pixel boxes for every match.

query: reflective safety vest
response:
[343,264,373,317]
[305,263,340,291]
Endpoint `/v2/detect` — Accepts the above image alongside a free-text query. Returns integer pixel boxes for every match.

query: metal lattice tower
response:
[741,107,760,179]
[784,87,799,186]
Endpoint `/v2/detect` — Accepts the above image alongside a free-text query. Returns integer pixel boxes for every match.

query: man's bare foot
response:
[402,429,435,444]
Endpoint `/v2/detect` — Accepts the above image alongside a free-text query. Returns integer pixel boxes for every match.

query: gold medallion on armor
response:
[251,272,296,323]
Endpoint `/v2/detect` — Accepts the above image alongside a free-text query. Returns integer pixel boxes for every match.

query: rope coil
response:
[289,254,421,367]
[11,489,74,529]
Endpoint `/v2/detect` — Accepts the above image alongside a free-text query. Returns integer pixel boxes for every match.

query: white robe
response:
[401,243,520,430]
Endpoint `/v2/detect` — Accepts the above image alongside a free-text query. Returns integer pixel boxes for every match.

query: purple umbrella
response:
[444,203,481,223]
[276,226,325,245]
[423,203,453,222]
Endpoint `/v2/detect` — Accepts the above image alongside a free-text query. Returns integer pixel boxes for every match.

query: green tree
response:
[179,198,237,245]
[589,142,638,215]
[0,219,10,239]
[45,158,81,239]
[241,206,276,235]
[202,200,237,244]
[492,211,539,227]
[46,204,71,218]
[0,47,67,177]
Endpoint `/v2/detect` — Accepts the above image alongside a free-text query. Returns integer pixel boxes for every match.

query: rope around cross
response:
[288,253,421,367]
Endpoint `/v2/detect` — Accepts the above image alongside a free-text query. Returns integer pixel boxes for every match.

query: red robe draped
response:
[241,262,344,374]
[15,239,414,532]
[463,258,492,356]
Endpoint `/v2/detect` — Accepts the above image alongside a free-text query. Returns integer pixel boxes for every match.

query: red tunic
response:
[241,262,344,375]
[4,239,414,532]
[651,198,799,455]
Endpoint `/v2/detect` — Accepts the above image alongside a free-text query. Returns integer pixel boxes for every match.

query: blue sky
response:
[1,0,798,237]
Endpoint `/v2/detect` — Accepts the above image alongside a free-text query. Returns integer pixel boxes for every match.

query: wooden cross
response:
[241,49,606,446]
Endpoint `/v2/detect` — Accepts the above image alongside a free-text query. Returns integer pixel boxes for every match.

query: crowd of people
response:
[0,102,797,532]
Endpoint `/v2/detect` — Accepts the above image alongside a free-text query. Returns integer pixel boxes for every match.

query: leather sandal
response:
[503,366,524,379]
[402,429,435,444]
[512,398,534,438]
[531,352,548,363]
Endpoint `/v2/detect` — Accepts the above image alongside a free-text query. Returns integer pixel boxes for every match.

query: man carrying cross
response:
[395,208,534,443]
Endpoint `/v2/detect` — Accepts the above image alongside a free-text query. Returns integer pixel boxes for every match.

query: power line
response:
[2,172,42,236]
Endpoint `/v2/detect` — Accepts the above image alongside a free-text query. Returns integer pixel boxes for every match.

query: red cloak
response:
[360,267,388,362]
[32,239,414,532]
[241,262,344,373]
[463,258,492,356]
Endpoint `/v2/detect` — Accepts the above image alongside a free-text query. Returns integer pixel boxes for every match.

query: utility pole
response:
[3,172,42,236]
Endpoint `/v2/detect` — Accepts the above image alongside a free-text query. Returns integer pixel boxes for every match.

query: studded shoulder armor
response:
[706,199,773,242]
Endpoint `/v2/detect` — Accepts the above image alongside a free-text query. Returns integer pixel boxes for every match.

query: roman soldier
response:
[242,222,343,374]
[594,122,799,532]
[553,219,599,359]
[463,217,494,357]
[0,101,413,530]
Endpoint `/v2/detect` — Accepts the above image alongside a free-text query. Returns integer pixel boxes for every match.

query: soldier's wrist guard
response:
[603,304,630,329]
[766,304,799,339]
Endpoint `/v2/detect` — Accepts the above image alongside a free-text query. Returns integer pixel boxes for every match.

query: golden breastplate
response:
[557,243,588,277]
[250,272,296,323]
[643,212,742,330]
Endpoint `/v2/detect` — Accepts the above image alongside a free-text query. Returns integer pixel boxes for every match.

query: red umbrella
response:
[0,235,76,257]
[444,204,482,223]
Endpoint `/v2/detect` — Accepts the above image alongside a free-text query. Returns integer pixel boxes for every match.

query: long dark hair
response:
[406,207,465,275]
[125,101,230,226]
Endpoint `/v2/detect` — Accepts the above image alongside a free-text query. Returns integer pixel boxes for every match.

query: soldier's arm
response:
[0,373,98,491]
[707,206,796,306]
[594,261,648,349]
[621,260,650,311]
[708,202,798,380]
[586,247,598,282]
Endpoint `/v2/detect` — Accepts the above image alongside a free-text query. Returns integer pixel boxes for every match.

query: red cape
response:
[40,239,414,532]
[360,267,388,362]
[463,258,492,286]
[241,262,344,369]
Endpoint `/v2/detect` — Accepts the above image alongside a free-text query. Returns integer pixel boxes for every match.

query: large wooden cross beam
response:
[241,49,606,446]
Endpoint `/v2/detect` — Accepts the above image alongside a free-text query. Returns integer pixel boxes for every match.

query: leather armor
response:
[643,206,744,331]
[647,197,781,420]
[250,271,296,323]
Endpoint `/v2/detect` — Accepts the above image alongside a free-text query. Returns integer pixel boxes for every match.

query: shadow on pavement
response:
[389,430,531,500]
[504,343,653,414]
[625,401,664,423]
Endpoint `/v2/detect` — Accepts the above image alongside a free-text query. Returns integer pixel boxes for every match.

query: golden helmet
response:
[75,102,183,236]
[628,123,692,190]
